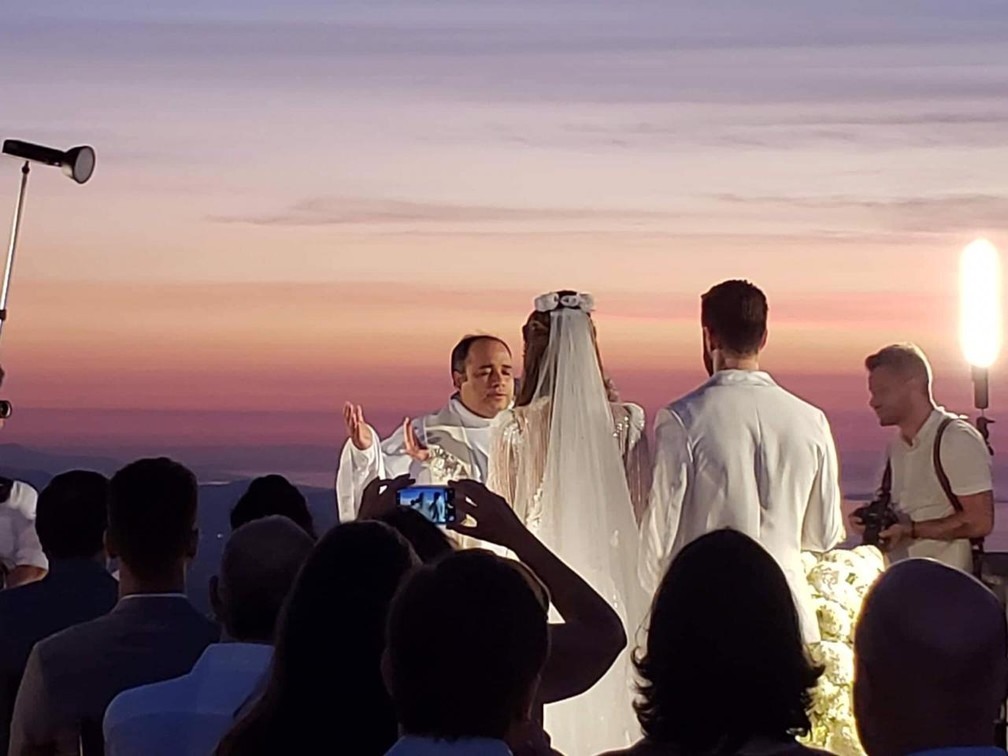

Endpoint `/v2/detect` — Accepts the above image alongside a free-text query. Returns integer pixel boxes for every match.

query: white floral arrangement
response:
[799,546,886,756]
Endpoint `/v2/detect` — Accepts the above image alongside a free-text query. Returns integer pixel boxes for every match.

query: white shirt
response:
[639,370,845,642]
[0,479,48,573]
[386,736,512,756]
[336,395,497,523]
[103,642,272,756]
[887,408,993,571]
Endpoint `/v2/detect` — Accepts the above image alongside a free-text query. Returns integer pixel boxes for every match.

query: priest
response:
[335,334,515,524]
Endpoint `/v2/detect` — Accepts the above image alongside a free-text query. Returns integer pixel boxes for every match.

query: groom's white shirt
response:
[639,369,845,642]
[336,395,496,523]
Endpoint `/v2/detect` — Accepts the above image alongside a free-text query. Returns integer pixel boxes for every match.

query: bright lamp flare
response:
[959,239,1003,369]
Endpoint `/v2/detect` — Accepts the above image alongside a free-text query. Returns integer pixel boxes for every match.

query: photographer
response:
[852,344,994,572]
[0,366,48,589]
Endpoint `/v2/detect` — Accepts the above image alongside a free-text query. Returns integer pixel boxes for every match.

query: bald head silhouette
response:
[854,559,1008,756]
[210,515,315,643]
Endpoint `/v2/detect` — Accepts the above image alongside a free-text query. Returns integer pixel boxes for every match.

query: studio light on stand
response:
[959,238,1002,453]
[0,139,96,419]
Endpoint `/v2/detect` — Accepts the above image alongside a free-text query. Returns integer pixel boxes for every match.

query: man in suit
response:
[0,471,118,755]
[103,516,314,756]
[8,458,220,756]
[639,280,845,643]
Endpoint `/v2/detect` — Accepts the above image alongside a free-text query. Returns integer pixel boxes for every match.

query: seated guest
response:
[604,529,825,756]
[854,559,1008,756]
[103,516,314,756]
[0,365,48,590]
[450,480,626,707]
[216,521,418,756]
[9,458,220,756]
[374,509,453,563]
[383,548,550,755]
[0,471,118,754]
[229,475,316,538]
[0,477,47,589]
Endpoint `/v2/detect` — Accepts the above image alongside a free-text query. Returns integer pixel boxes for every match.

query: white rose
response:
[851,544,886,572]
[809,564,862,614]
[810,641,855,687]
[827,720,864,756]
[816,599,854,642]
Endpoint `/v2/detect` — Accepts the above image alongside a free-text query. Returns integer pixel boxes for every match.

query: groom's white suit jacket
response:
[639,369,845,642]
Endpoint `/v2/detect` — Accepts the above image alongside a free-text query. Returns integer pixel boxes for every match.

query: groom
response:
[638,280,845,642]
[335,334,515,523]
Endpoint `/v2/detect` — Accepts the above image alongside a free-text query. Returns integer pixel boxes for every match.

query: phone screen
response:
[395,485,456,526]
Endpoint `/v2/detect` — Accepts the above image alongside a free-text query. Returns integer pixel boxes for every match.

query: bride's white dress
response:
[491,399,651,531]
[487,293,651,756]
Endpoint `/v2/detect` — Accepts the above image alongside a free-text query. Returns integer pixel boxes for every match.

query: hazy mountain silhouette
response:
[0,444,338,616]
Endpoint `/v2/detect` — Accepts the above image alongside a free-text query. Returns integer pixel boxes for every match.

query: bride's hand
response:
[448,480,526,548]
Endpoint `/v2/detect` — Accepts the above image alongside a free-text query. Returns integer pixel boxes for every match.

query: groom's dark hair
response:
[700,280,768,356]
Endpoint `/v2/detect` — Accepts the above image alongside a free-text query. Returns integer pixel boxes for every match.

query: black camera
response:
[851,489,899,547]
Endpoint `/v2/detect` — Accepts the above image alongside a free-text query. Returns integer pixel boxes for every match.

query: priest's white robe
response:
[638,370,845,643]
[335,395,501,551]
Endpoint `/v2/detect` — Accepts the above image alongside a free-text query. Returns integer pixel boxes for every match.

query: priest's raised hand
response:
[343,402,374,451]
[401,417,431,463]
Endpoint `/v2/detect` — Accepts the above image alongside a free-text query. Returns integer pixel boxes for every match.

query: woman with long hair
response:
[215,521,418,756]
[604,529,825,756]
[488,290,651,754]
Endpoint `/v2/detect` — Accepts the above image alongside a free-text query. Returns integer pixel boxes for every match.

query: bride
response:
[488,290,651,755]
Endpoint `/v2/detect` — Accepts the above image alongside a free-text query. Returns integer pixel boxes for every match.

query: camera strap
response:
[933,417,986,580]
[877,417,985,580]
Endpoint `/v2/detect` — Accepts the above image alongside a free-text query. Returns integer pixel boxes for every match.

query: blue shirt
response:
[103,642,272,756]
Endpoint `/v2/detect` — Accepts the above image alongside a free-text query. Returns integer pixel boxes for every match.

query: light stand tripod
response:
[0,139,96,418]
[972,365,995,454]
[975,365,1006,747]
[0,162,31,419]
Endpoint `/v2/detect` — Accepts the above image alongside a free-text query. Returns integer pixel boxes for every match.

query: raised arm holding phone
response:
[358,476,627,709]
[448,479,627,707]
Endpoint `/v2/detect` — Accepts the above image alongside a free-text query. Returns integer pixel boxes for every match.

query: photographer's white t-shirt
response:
[0,479,48,574]
[887,408,993,571]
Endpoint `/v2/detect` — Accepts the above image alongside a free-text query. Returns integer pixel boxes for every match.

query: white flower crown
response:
[534,291,595,313]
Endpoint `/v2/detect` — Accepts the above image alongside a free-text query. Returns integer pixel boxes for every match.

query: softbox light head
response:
[2,140,96,184]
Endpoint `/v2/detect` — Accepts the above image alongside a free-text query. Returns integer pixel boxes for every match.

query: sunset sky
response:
[1,1,1006,489]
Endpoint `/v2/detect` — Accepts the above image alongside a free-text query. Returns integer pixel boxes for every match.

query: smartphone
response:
[395,485,456,526]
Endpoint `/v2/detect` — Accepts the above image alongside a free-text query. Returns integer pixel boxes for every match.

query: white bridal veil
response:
[526,291,647,753]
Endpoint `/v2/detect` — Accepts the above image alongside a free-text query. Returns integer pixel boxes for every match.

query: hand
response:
[343,403,374,451]
[878,521,912,552]
[448,479,526,549]
[402,418,430,463]
[847,511,866,537]
[359,475,414,520]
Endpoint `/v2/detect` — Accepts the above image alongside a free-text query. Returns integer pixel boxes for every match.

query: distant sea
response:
[4,440,1008,617]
